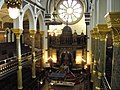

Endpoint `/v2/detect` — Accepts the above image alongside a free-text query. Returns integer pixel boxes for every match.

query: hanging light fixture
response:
[45,0,62,26]
[5,0,22,19]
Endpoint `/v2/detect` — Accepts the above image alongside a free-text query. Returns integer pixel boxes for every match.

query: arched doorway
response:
[59,51,73,67]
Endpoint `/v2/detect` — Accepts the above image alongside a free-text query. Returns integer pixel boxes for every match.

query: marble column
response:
[93,28,99,74]
[29,30,36,78]
[92,28,99,90]
[105,12,120,90]
[90,30,94,72]
[90,30,95,83]
[12,29,23,89]
[94,28,101,90]
[97,24,110,89]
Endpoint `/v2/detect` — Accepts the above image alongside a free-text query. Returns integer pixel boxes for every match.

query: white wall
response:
[49,15,86,35]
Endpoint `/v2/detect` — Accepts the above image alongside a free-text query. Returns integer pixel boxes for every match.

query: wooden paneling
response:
[0,28,5,43]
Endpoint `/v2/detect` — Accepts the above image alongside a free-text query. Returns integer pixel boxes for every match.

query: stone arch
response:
[0,0,4,10]
[36,10,45,31]
[4,28,13,42]
[58,49,74,66]
[46,0,51,13]
[22,4,35,30]
[13,4,35,30]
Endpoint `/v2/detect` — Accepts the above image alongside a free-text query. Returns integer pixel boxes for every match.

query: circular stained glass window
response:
[57,0,84,25]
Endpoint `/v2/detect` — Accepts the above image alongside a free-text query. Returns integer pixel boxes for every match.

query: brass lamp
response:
[5,0,22,19]
[45,0,62,26]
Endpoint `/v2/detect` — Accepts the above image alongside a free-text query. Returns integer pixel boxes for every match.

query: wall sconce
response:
[5,0,22,19]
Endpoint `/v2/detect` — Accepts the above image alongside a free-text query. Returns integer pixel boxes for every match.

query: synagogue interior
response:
[0,0,120,90]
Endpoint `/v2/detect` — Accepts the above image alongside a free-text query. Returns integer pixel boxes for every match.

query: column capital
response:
[97,24,110,41]
[105,12,120,46]
[29,30,36,38]
[12,29,23,38]
[90,29,94,38]
[40,31,44,37]
[105,12,120,28]
[93,28,99,39]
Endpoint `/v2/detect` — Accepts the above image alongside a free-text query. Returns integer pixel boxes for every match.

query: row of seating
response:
[0,42,31,60]
[0,42,45,89]
[0,60,45,90]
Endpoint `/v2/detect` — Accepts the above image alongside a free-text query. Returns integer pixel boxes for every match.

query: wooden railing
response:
[0,52,32,79]
[35,50,42,61]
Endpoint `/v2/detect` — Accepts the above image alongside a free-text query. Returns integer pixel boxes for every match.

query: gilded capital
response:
[29,30,36,38]
[97,24,110,41]
[12,29,23,38]
[105,12,120,46]
[112,27,120,47]
[93,28,99,39]
[90,30,94,38]
[40,31,44,37]
[105,12,120,28]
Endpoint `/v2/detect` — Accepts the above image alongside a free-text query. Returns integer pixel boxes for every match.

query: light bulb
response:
[8,7,20,19]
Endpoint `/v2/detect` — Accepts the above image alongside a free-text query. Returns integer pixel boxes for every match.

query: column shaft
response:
[40,31,44,69]
[97,24,110,90]
[105,12,120,90]
[30,30,36,78]
[12,29,23,89]
[90,30,95,82]
[92,28,99,90]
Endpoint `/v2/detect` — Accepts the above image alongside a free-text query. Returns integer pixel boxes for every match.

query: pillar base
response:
[90,79,94,82]
[96,86,101,90]
[32,75,36,78]
[18,86,23,90]
[93,70,96,75]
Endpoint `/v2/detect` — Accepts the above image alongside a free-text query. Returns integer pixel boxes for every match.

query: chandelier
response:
[5,0,22,19]
[45,0,62,26]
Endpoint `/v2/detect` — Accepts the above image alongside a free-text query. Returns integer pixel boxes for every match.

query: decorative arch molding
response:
[22,4,35,30]
[84,0,89,12]
[36,10,45,31]
[0,0,4,10]
[46,0,51,14]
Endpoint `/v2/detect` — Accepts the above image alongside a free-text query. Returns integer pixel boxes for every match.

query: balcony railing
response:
[102,75,111,90]
[0,52,32,79]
